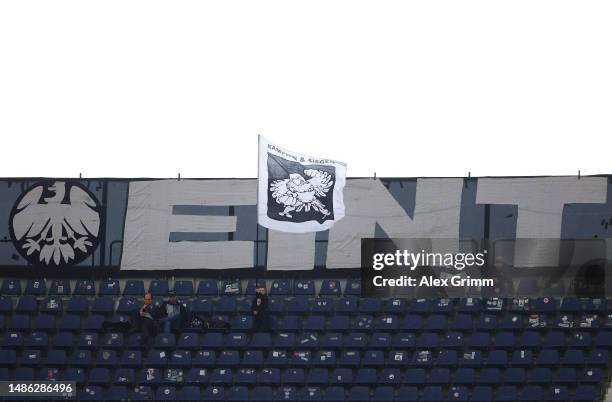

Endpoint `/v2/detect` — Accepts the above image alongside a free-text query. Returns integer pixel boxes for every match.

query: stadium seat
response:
[73,279,95,296]
[320,280,342,296]
[197,279,219,296]
[294,279,315,295]
[1,279,21,295]
[40,296,63,314]
[25,279,46,295]
[99,279,121,296]
[49,279,71,296]
[270,279,292,295]
[149,280,170,296]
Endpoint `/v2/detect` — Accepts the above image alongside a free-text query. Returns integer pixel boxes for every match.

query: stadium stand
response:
[0,278,610,401]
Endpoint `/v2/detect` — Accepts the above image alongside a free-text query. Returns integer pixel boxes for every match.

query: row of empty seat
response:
[0,278,584,297]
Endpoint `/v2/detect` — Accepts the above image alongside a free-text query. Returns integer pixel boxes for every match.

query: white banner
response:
[258,136,347,233]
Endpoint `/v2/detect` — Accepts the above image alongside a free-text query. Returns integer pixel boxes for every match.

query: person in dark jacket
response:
[252,285,270,331]
[134,292,159,348]
[158,290,187,333]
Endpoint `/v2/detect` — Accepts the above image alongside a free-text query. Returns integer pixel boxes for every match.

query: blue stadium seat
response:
[155,386,176,400]
[77,332,99,349]
[324,386,344,402]
[529,368,551,384]
[308,367,329,384]
[217,350,240,365]
[328,315,350,332]
[58,314,81,331]
[79,386,102,400]
[73,279,95,296]
[149,280,170,296]
[8,314,30,330]
[355,368,377,384]
[121,350,142,367]
[252,386,274,401]
[70,349,92,366]
[238,350,261,366]
[274,332,295,348]
[373,387,394,402]
[574,385,597,401]
[19,349,42,365]
[15,295,37,314]
[346,333,367,349]
[561,349,584,365]
[102,332,124,349]
[542,331,565,348]
[89,367,111,385]
[65,296,89,314]
[139,368,161,384]
[586,349,609,365]
[423,386,443,402]
[289,350,311,366]
[33,314,55,331]
[270,279,292,295]
[344,279,361,296]
[448,386,468,401]
[312,297,334,314]
[113,367,136,384]
[404,368,427,385]
[91,296,114,314]
[450,313,473,330]
[471,386,493,402]
[193,350,215,366]
[379,368,401,384]
[131,386,153,400]
[25,279,46,296]
[397,386,418,402]
[504,368,526,384]
[320,280,342,296]
[245,279,266,295]
[221,279,242,295]
[536,349,559,366]
[321,333,343,349]
[46,349,68,367]
[330,367,353,385]
[96,349,118,366]
[348,386,370,402]
[210,368,233,384]
[82,314,104,331]
[234,368,255,384]
[547,386,568,401]
[106,385,129,401]
[287,296,310,314]
[459,350,482,366]
[1,279,21,295]
[49,279,71,296]
[178,385,201,401]
[478,368,500,384]
[123,280,145,296]
[24,331,48,348]
[62,367,85,383]
[2,331,23,348]
[174,280,194,296]
[338,350,360,366]
[282,368,305,384]
[495,385,518,402]
[300,387,322,401]
[38,296,62,314]
[99,279,120,296]
[197,280,219,296]
[294,279,315,295]
[216,296,237,314]
[15,367,35,380]
[39,368,59,381]
[555,368,576,384]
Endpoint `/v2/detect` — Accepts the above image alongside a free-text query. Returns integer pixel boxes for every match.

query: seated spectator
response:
[252,285,270,331]
[132,292,159,348]
[158,290,187,333]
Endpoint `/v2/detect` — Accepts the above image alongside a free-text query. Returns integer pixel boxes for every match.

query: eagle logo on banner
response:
[9,181,101,266]
[270,170,333,219]
[258,136,347,233]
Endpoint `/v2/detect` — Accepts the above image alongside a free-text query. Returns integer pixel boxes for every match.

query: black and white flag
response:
[258,136,347,233]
